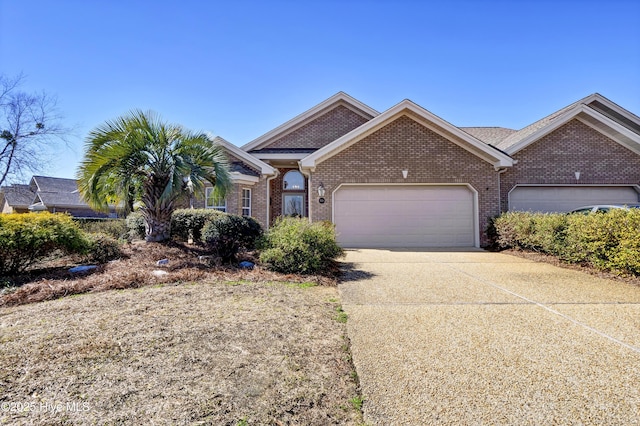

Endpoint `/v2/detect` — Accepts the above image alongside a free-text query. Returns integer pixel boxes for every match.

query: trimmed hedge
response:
[85,233,123,263]
[125,211,146,240]
[201,214,263,262]
[493,209,640,276]
[259,218,344,274]
[171,209,225,242]
[75,218,128,240]
[0,212,89,275]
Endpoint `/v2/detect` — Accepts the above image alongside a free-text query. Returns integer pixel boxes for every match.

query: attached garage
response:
[509,185,640,213]
[333,185,477,248]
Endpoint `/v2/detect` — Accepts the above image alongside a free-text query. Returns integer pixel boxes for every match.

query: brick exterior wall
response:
[268,168,309,225]
[500,119,640,210]
[263,105,370,150]
[309,115,502,246]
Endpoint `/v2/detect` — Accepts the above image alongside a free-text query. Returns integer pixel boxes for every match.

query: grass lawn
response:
[0,244,363,425]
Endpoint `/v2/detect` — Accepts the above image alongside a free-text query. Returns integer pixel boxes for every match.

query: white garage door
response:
[510,186,639,213]
[334,185,475,248]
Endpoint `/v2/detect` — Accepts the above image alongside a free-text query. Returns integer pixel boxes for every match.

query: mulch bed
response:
[1,241,337,307]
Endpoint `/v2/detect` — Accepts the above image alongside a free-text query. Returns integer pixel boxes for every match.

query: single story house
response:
[195,92,640,248]
[0,175,116,218]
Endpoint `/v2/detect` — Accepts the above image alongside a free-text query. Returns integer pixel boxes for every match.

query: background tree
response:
[77,110,232,242]
[0,73,69,186]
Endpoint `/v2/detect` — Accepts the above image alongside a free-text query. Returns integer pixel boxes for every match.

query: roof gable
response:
[31,175,79,193]
[212,136,275,176]
[497,94,640,155]
[242,92,378,152]
[0,184,36,208]
[300,99,514,170]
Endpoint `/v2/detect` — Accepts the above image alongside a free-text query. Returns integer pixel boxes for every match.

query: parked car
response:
[568,204,640,214]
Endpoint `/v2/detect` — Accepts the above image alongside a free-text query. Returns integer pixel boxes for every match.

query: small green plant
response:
[349,396,364,411]
[236,417,248,426]
[286,281,317,289]
[259,217,344,274]
[335,306,348,323]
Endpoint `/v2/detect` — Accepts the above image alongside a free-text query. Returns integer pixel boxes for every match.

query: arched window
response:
[283,170,305,190]
[282,170,305,217]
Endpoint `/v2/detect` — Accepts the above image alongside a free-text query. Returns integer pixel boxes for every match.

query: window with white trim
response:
[282,171,306,217]
[241,188,251,217]
[205,187,226,212]
[283,170,305,190]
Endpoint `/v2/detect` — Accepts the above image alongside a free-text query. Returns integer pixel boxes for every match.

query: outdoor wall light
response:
[402,169,409,179]
[317,182,326,197]
[575,171,581,181]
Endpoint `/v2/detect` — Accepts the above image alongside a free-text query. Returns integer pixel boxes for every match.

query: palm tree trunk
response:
[143,210,172,242]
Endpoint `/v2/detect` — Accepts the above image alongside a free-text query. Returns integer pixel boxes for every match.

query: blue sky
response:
[1,0,639,181]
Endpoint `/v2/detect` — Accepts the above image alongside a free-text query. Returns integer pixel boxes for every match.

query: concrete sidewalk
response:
[339,249,640,425]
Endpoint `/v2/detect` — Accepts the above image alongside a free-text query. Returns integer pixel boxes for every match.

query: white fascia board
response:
[241,92,379,151]
[587,93,640,125]
[506,104,640,156]
[253,153,309,160]
[212,136,275,175]
[577,108,640,155]
[230,172,260,186]
[504,105,583,155]
[300,100,513,169]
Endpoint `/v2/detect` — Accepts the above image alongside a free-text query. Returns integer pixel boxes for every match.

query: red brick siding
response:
[263,105,370,150]
[310,115,501,246]
[500,119,640,210]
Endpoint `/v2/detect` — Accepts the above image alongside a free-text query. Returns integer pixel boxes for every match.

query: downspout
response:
[265,169,280,229]
[495,166,509,213]
[298,163,312,223]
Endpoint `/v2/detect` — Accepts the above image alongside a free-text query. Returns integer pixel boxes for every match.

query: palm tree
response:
[77,110,231,242]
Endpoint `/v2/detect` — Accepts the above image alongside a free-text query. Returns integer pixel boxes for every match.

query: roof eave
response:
[300,100,514,169]
[505,104,640,155]
[212,136,276,176]
[241,92,379,152]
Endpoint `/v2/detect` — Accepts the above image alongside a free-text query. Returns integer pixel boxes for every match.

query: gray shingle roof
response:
[230,161,260,177]
[31,176,90,208]
[36,190,87,208]
[493,95,591,151]
[32,175,80,193]
[1,184,36,208]
[459,127,517,145]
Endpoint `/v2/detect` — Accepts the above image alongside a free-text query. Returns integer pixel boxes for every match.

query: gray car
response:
[569,204,640,214]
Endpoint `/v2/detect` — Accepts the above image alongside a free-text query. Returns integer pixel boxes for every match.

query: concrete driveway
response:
[339,249,640,425]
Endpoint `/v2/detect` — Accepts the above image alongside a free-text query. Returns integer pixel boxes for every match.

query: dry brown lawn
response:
[0,243,363,425]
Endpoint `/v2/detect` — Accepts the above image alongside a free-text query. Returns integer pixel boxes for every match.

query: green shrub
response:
[75,218,128,240]
[201,214,263,262]
[125,211,146,240]
[85,232,123,263]
[0,212,90,276]
[171,208,225,242]
[493,209,640,276]
[259,217,344,274]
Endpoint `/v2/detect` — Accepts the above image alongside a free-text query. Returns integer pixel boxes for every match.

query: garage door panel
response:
[334,185,474,248]
[510,186,639,213]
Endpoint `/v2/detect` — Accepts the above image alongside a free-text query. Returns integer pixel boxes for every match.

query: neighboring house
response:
[0,175,116,218]
[0,184,35,213]
[202,92,640,248]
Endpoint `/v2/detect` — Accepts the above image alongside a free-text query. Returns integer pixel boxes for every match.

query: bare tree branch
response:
[0,73,71,186]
